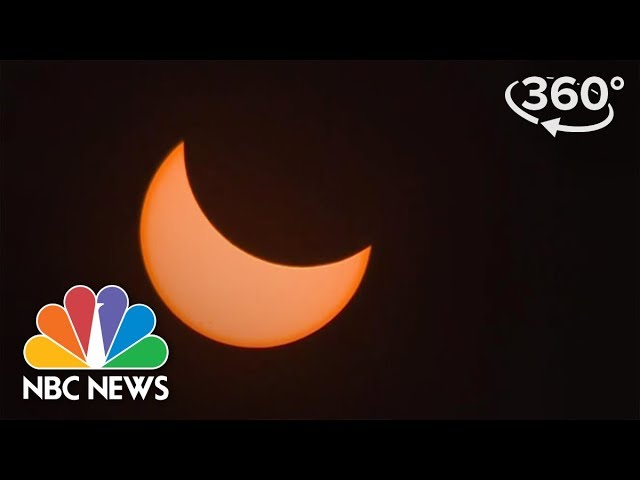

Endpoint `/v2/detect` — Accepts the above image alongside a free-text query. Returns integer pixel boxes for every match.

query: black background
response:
[1,61,637,419]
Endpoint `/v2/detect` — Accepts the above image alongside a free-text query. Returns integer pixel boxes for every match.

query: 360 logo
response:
[505,75,624,137]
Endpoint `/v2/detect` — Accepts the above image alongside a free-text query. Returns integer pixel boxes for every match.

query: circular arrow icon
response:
[540,104,614,137]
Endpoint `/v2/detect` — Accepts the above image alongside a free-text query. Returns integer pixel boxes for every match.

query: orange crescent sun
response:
[140,143,371,348]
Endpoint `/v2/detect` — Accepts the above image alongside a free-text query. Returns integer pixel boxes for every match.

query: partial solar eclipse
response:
[140,143,371,348]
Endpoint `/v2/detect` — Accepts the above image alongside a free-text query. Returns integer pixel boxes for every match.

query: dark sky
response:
[1,60,637,419]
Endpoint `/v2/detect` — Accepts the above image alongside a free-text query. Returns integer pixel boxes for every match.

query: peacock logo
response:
[24,285,169,370]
